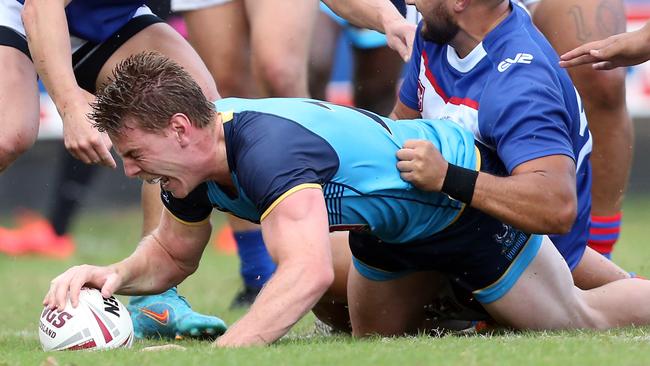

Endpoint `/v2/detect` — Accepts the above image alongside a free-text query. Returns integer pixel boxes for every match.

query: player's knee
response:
[256,60,307,97]
[0,128,38,172]
[567,292,612,329]
[214,74,248,98]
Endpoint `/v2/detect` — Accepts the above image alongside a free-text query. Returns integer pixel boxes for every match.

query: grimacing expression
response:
[420,0,460,45]
[112,127,191,199]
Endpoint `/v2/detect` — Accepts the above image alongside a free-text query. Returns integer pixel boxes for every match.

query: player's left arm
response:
[215,187,334,347]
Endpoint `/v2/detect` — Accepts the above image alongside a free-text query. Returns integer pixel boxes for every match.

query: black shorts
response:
[349,207,543,304]
[0,14,162,93]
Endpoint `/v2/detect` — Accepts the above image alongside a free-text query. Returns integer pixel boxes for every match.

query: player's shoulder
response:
[482,5,561,81]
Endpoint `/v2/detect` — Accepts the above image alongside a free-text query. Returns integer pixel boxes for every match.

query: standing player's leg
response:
[0,32,42,256]
[0,45,39,173]
[94,20,226,339]
[175,0,277,308]
[350,32,403,116]
[245,0,318,97]
[180,0,258,97]
[532,0,632,261]
[308,8,342,101]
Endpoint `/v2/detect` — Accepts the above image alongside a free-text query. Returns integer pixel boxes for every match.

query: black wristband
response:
[441,164,479,204]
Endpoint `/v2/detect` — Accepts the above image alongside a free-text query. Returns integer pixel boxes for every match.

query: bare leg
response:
[183,0,258,98]
[245,0,318,97]
[352,45,403,116]
[308,11,341,101]
[484,236,650,330]
[0,46,40,172]
[348,266,444,337]
[571,246,629,290]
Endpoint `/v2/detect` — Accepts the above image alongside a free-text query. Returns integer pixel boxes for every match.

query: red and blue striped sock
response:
[587,212,622,260]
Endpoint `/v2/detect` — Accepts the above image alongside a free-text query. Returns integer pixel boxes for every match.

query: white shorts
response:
[0,0,153,52]
[171,0,232,12]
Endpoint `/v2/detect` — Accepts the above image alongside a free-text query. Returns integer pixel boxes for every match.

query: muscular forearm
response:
[22,0,84,110]
[471,172,577,234]
[322,0,402,33]
[110,233,194,295]
[217,262,333,347]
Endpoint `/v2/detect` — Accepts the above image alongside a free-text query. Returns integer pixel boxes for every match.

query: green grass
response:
[2,196,650,365]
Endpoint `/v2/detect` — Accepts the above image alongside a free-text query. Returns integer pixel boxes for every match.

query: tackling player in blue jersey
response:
[0,0,225,339]
[393,0,633,290]
[43,53,650,346]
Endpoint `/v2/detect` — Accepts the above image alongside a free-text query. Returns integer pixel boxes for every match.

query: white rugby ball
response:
[39,288,134,351]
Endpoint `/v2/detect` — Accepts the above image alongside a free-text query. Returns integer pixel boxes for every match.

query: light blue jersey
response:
[164,97,479,243]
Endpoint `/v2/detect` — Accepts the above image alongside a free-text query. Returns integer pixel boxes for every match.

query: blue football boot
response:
[128,287,227,340]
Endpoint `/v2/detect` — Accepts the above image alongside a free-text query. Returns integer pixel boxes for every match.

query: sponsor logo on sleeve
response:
[498,53,534,72]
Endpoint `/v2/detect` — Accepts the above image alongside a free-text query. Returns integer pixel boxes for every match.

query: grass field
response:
[2,196,650,365]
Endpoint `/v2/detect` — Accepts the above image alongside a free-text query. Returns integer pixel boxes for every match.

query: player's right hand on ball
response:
[43,265,122,311]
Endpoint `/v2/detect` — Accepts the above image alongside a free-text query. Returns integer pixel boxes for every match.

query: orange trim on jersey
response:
[164,207,210,227]
[260,183,323,221]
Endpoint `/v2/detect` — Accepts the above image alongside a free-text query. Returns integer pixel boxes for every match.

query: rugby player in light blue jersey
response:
[44,53,650,346]
[0,0,225,339]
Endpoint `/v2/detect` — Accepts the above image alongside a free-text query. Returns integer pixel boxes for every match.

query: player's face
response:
[111,124,196,199]
[417,0,460,44]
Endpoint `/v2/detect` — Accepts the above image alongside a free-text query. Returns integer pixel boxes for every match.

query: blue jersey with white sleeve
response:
[398,2,592,269]
[17,0,146,43]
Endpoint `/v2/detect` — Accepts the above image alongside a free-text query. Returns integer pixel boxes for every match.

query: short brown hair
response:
[91,51,215,136]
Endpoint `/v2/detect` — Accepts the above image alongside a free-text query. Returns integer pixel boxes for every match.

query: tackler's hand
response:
[396,139,448,192]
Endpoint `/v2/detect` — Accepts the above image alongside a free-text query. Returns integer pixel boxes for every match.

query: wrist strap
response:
[441,164,478,204]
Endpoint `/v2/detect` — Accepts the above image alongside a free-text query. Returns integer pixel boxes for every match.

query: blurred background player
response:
[309,1,405,116]
[0,0,226,339]
[524,0,633,260]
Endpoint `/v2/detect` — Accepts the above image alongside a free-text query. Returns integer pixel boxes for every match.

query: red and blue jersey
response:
[399,2,592,269]
[17,0,145,43]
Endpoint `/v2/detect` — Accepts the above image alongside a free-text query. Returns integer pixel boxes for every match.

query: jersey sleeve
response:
[160,183,213,225]
[398,22,424,111]
[229,112,339,220]
[479,65,576,173]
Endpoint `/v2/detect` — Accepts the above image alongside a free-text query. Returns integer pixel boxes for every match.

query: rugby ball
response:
[38,288,134,351]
